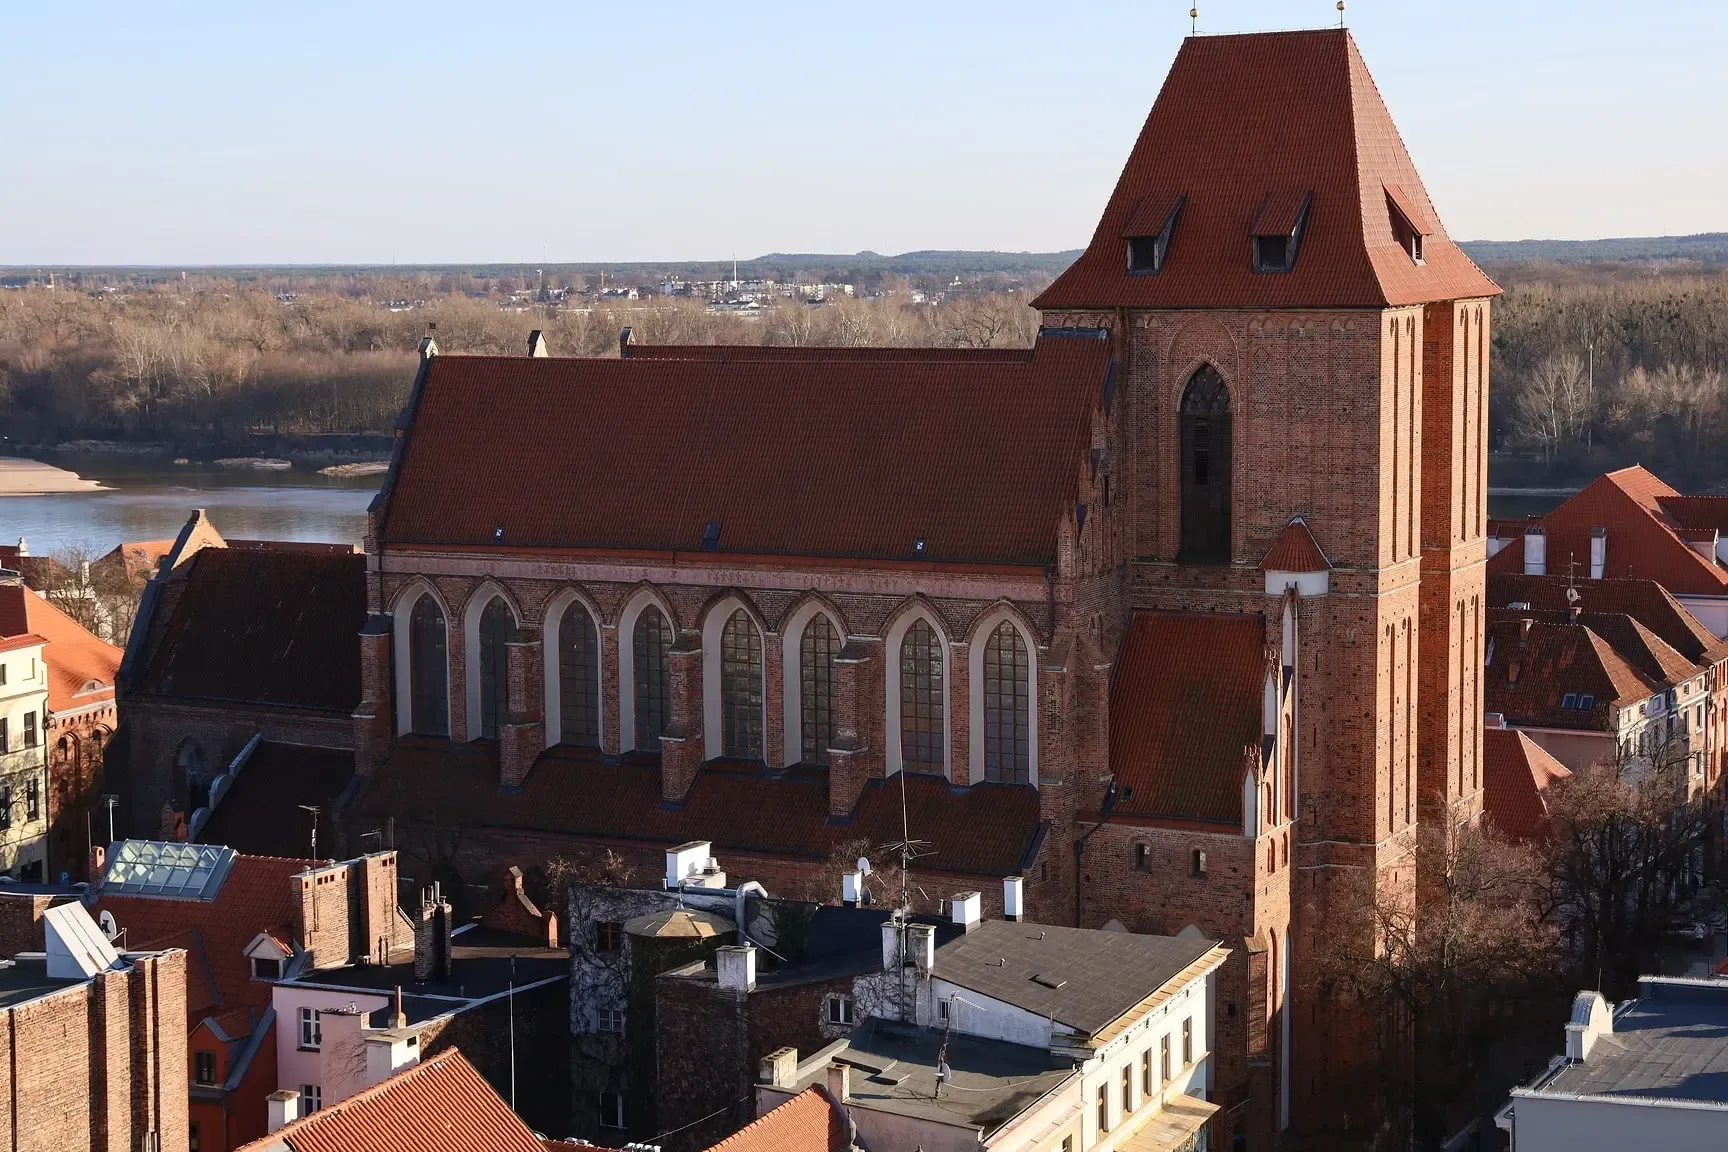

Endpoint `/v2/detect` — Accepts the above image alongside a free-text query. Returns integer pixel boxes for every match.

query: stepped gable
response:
[133,546,367,711]
[1487,467,1728,595]
[1482,728,1572,843]
[355,739,1044,879]
[1036,29,1499,311]
[379,331,1111,567]
[1109,611,1264,826]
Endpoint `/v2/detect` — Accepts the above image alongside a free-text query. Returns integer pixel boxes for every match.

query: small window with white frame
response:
[299,1007,321,1049]
[300,1084,321,1113]
[598,1008,625,1034]
[599,1091,626,1129]
[825,994,856,1026]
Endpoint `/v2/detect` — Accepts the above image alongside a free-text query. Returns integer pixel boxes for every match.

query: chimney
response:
[882,920,901,971]
[1523,526,1546,576]
[950,891,982,931]
[413,883,453,983]
[842,870,863,908]
[759,1046,798,1088]
[907,922,936,972]
[826,1061,851,1104]
[716,944,757,992]
[665,841,714,890]
[267,1090,301,1133]
[527,330,549,358]
[1590,528,1607,580]
[1484,712,1506,729]
[392,986,407,1029]
[1003,876,1025,922]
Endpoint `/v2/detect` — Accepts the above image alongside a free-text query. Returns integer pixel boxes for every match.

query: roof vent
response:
[701,520,722,551]
[913,538,927,558]
[493,526,505,543]
[1031,973,1068,990]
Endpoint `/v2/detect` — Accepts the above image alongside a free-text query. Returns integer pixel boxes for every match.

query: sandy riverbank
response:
[0,457,108,495]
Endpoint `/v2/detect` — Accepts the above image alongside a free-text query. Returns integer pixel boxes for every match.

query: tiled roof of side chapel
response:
[1035,29,1500,311]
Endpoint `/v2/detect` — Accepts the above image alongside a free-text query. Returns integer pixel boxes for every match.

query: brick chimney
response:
[413,884,454,983]
[481,865,558,947]
[826,1061,850,1104]
[499,635,545,789]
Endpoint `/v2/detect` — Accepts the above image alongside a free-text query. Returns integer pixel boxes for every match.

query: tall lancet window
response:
[720,609,764,760]
[1179,365,1232,564]
[409,595,449,737]
[900,619,945,772]
[634,606,672,752]
[800,615,838,766]
[983,621,1031,784]
[558,604,600,747]
[477,598,514,739]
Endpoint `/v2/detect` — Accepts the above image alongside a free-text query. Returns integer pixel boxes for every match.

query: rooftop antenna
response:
[1337,0,1346,27]
[298,804,320,860]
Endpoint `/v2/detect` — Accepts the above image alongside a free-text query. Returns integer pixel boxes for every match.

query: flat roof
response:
[784,1019,1075,1137]
[0,957,85,1009]
[283,947,566,1002]
[1540,980,1728,1103]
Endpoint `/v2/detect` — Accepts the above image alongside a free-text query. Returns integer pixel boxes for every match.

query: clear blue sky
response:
[2,1,1722,265]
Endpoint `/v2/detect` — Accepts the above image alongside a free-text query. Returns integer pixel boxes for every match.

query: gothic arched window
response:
[558,604,600,747]
[176,739,209,812]
[633,606,672,752]
[409,595,449,737]
[1178,365,1232,564]
[800,615,838,766]
[721,609,764,760]
[900,619,945,772]
[983,620,1031,784]
[477,598,515,740]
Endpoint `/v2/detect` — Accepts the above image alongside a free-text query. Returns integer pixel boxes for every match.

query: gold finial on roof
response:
[1337,1,1347,28]
[1190,8,1198,35]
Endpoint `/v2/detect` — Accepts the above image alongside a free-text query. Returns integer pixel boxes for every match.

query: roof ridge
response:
[263,1049,467,1142]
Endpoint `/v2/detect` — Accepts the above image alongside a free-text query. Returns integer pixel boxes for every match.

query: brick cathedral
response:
[118,28,1497,1152]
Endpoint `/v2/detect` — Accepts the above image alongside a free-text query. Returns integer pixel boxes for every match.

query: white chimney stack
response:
[665,841,714,890]
[907,922,936,972]
[827,1061,851,1104]
[1003,876,1025,922]
[267,1090,301,1133]
[1590,528,1607,580]
[1523,527,1546,576]
[950,891,982,931]
[842,870,863,907]
[716,944,757,992]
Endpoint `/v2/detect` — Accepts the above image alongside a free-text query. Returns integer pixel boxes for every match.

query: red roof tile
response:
[1109,612,1264,825]
[1486,573,1728,664]
[704,1088,850,1152]
[380,332,1110,566]
[94,852,313,1027]
[237,1049,544,1152]
[133,547,366,711]
[1485,467,1728,595]
[1383,182,1432,235]
[1656,495,1728,533]
[355,741,1043,879]
[0,584,120,712]
[625,344,1032,362]
[1484,616,1655,731]
[1036,30,1499,311]
[1261,518,1329,572]
[1482,729,1572,843]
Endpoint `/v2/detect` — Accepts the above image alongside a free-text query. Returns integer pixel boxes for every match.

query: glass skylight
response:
[102,840,236,900]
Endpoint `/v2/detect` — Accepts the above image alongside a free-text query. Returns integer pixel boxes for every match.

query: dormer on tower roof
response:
[1036,29,1500,311]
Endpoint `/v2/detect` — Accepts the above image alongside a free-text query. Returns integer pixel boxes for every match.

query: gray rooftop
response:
[786,1019,1076,1137]
[0,957,86,1009]
[1541,979,1728,1103]
[935,920,1218,1037]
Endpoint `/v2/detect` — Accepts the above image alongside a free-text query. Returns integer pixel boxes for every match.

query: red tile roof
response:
[1487,467,1728,595]
[198,743,355,859]
[237,1049,545,1152]
[356,741,1043,879]
[1035,30,1499,311]
[379,332,1111,566]
[1261,518,1329,572]
[93,852,313,1027]
[625,344,1032,362]
[1655,495,1728,534]
[1109,612,1264,825]
[704,1088,850,1152]
[133,547,366,712]
[0,583,120,712]
[1486,573,1727,664]
[1484,615,1655,731]
[1482,728,1572,843]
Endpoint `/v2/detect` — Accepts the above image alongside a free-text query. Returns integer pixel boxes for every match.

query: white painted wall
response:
[272,984,390,1107]
[1676,595,1728,641]
[1508,1091,1728,1152]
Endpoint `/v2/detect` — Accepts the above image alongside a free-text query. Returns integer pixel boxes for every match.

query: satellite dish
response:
[98,910,119,941]
[857,857,872,875]
[1566,586,1581,604]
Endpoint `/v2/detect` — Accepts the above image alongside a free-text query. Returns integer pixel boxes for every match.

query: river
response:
[0,452,381,554]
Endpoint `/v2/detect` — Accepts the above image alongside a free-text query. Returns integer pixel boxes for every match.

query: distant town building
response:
[1498,977,1728,1149]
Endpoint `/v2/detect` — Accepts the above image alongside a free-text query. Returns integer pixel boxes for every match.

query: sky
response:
[2,1,1723,265]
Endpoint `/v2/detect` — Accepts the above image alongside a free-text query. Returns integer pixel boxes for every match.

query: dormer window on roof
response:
[1384,184,1431,265]
[1122,192,1185,275]
[1251,191,1312,274]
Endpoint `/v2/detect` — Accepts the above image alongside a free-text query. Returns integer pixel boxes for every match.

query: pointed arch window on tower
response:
[800,615,838,766]
[477,598,515,740]
[409,594,449,737]
[1179,365,1232,564]
[633,606,672,752]
[558,604,600,747]
[983,621,1031,784]
[720,609,764,760]
[900,619,945,772]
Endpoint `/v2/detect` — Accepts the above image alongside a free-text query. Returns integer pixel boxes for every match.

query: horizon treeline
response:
[2,272,1726,489]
